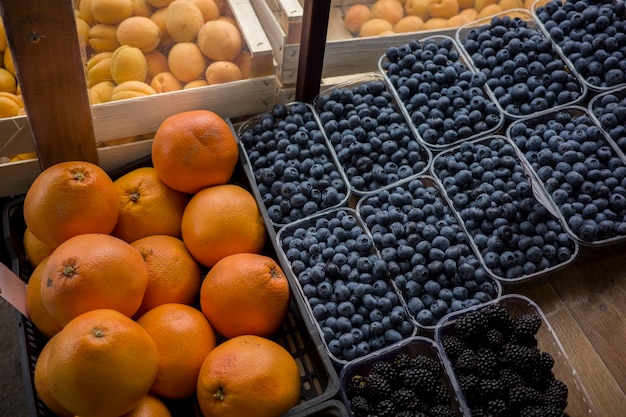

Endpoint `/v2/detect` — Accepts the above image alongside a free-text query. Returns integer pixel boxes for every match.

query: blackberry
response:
[454,348,478,375]
[508,385,542,410]
[429,404,456,417]
[376,399,396,417]
[499,343,539,373]
[519,405,566,417]
[411,354,444,378]
[366,372,394,400]
[431,385,452,406]
[455,310,489,343]
[457,373,481,402]
[347,374,369,397]
[486,328,509,349]
[390,388,418,410]
[471,406,486,417]
[537,351,555,374]
[543,378,568,409]
[525,366,553,390]
[394,412,417,417]
[392,352,414,371]
[513,313,542,345]
[370,360,398,385]
[400,367,437,394]
[349,395,372,416]
[474,347,499,378]
[479,378,505,400]
[441,335,467,360]
[486,398,510,417]
[482,303,513,330]
[498,368,525,389]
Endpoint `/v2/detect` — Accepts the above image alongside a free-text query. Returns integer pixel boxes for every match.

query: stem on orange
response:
[213,387,225,401]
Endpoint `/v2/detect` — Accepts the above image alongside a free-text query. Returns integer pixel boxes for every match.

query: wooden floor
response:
[516,243,626,417]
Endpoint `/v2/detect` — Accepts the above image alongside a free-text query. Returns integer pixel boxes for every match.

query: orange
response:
[23,227,56,268]
[136,303,217,399]
[151,110,239,194]
[33,335,74,417]
[25,256,63,338]
[41,233,149,326]
[196,335,301,417]
[131,235,202,317]
[112,167,190,243]
[23,161,120,247]
[181,184,266,267]
[120,394,172,417]
[199,253,290,338]
[46,309,159,417]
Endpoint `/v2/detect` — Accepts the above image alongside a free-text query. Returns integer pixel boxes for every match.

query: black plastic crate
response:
[2,153,340,417]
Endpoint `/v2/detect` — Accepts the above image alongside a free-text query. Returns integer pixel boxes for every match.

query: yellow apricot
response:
[150,7,176,49]
[90,0,134,24]
[184,80,209,89]
[197,19,242,61]
[499,0,523,9]
[394,15,424,32]
[110,81,157,101]
[428,0,460,19]
[0,68,16,93]
[87,56,112,87]
[234,50,252,79]
[344,4,372,34]
[474,0,498,11]
[167,42,207,82]
[150,71,184,92]
[370,0,405,25]
[4,48,15,76]
[110,45,148,84]
[116,16,161,53]
[77,0,95,25]
[460,7,479,19]
[144,50,170,82]
[205,61,243,85]
[404,0,430,20]
[477,3,502,17]
[146,0,175,6]
[131,0,155,16]
[90,81,116,102]
[359,18,393,37]
[188,0,221,21]
[88,23,121,53]
[0,20,8,51]
[447,13,472,27]
[0,92,23,118]
[75,17,90,48]
[166,0,205,42]
[422,17,449,29]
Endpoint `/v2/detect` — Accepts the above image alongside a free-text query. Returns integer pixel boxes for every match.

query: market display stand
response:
[0,0,624,416]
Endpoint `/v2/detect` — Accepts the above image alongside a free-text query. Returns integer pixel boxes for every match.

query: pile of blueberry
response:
[459,14,585,117]
[358,177,499,327]
[313,77,430,194]
[381,36,502,147]
[509,108,626,243]
[432,137,578,280]
[535,0,626,89]
[590,89,626,154]
[239,102,349,226]
[278,209,416,362]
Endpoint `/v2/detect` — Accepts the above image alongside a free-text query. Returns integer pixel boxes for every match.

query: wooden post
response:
[295,0,331,103]
[0,0,98,169]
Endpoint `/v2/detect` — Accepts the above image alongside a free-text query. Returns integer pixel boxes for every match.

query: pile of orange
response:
[22,109,301,417]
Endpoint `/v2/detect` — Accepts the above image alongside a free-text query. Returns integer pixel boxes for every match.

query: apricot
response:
[523,0,535,8]
[0,21,6,51]
[166,0,205,42]
[370,0,405,25]
[343,4,372,34]
[447,13,473,27]
[144,50,170,82]
[184,80,209,89]
[110,81,156,101]
[77,0,95,26]
[477,3,502,17]
[90,0,134,24]
[131,0,155,16]
[422,17,448,29]
[87,88,102,105]
[110,45,149,84]
[116,16,161,53]
[457,0,474,8]
[499,0,523,9]
[234,50,252,79]
[460,7,479,20]
[75,17,90,48]
[0,92,23,118]
[205,61,243,85]
[404,0,429,20]
[197,19,242,61]
[167,42,207,82]
[88,23,121,53]
[3,48,14,76]
[428,0,459,19]
[0,68,16,93]
[359,18,393,37]
[146,0,175,6]
[90,81,116,102]
[473,0,498,11]
[87,54,113,87]
[189,0,221,21]
[150,71,184,92]
[394,15,424,32]
[150,7,176,49]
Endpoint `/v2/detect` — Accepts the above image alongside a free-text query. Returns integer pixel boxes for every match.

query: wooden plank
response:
[0,0,97,168]
[521,280,626,417]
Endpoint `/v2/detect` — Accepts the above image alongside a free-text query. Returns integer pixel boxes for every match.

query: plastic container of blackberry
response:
[2,152,342,417]
[506,105,626,247]
[298,399,350,417]
[588,85,626,156]
[310,72,432,197]
[434,294,599,417]
[338,335,468,417]
[377,35,505,152]
[430,135,581,287]
[354,174,503,333]
[454,8,588,120]
[532,0,626,93]
[236,102,352,230]
[275,207,418,366]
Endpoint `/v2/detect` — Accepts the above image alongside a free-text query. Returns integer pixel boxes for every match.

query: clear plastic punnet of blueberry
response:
[589,85,626,156]
[339,336,467,417]
[431,136,579,284]
[455,10,587,119]
[379,35,503,149]
[508,105,626,246]
[237,102,350,227]
[312,73,432,195]
[356,175,501,330]
[534,0,626,91]
[276,208,417,364]
[434,294,598,417]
